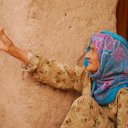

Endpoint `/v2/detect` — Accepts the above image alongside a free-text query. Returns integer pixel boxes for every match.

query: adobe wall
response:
[0,0,118,128]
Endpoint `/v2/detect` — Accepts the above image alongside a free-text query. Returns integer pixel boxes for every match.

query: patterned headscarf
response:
[85,30,128,105]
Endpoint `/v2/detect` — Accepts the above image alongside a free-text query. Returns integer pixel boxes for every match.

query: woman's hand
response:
[0,27,14,52]
[0,27,29,65]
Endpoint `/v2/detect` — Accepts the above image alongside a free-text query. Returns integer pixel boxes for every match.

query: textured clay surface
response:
[0,0,118,128]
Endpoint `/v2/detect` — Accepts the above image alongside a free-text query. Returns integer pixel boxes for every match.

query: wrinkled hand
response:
[0,26,29,65]
[0,27,14,52]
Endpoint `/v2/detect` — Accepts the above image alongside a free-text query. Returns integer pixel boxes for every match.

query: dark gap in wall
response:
[116,0,128,41]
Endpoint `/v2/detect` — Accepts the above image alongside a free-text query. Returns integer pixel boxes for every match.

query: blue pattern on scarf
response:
[84,30,128,105]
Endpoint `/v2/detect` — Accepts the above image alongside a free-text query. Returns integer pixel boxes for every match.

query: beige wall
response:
[0,0,118,128]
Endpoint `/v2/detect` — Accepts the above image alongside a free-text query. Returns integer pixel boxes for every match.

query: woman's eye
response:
[91,47,94,51]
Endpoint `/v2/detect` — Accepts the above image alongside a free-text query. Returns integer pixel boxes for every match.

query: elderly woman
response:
[0,28,128,128]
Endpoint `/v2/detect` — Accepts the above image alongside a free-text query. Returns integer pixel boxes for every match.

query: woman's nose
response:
[85,52,89,58]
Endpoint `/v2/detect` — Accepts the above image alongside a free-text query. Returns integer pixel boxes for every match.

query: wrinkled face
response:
[84,43,100,74]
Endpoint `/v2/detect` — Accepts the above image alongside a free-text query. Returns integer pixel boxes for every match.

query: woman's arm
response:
[116,88,128,127]
[0,28,29,65]
[0,28,87,93]
[23,54,87,92]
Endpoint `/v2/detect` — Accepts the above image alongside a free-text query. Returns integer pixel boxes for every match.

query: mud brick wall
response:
[0,0,118,128]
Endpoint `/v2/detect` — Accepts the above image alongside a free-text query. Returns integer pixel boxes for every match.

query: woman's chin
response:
[86,66,92,72]
[86,66,97,74]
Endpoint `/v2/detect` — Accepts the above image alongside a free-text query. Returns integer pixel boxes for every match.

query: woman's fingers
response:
[0,28,11,52]
[0,40,8,51]
[0,27,4,36]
